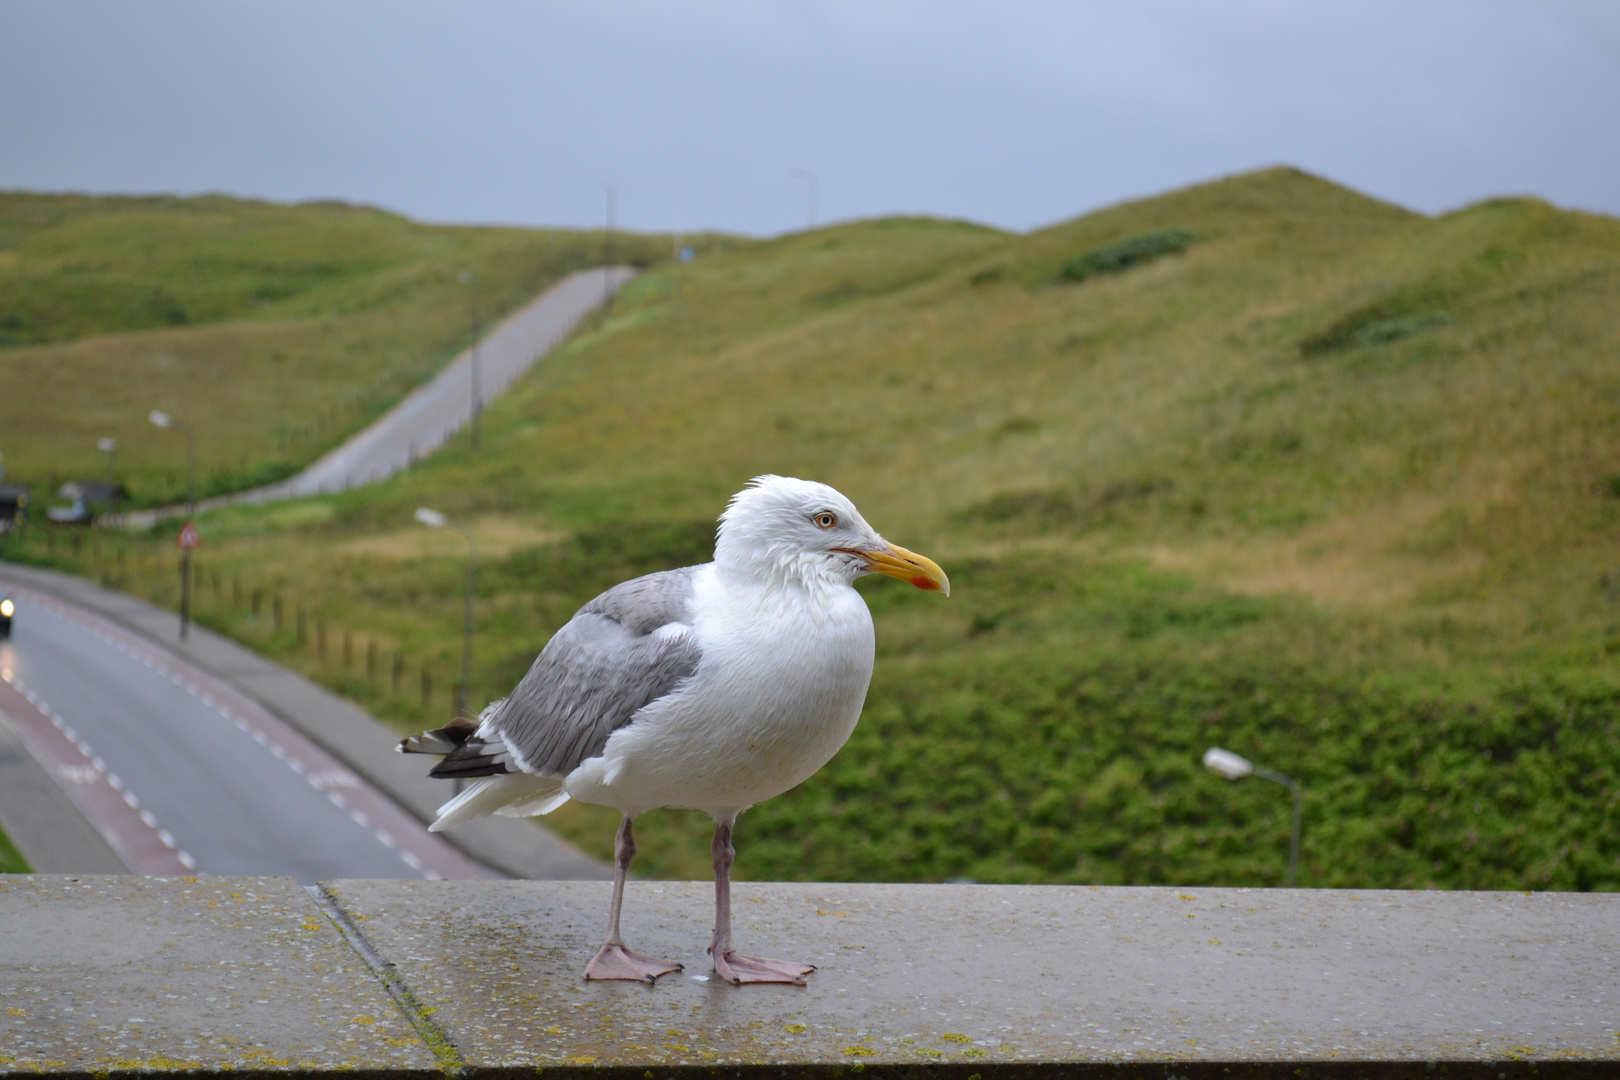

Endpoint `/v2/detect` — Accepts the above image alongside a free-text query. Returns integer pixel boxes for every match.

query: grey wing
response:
[479,565,703,777]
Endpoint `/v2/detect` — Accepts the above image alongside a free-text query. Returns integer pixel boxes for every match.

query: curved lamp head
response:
[414,507,448,529]
[148,410,173,429]
[98,437,117,452]
[1203,747,1254,781]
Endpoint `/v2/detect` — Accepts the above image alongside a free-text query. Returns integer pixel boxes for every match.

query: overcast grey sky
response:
[2,2,1616,235]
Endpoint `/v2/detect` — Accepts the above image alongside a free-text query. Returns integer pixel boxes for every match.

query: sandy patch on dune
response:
[340,516,568,560]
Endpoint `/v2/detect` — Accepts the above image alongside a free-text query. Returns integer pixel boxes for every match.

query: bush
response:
[1061,229,1194,283]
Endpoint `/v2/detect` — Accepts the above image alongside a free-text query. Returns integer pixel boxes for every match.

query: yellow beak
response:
[839,543,950,596]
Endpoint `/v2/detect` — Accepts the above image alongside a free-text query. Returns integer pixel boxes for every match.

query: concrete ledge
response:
[3,877,1614,1077]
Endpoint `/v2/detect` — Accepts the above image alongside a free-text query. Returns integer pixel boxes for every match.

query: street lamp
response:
[791,168,818,229]
[149,409,196,641]
[416,506,476,719]
[97,437,119,516]
[1203,746,1304,887]
[458,271,481,450]
[602,182,616,312]
[97,437,117,484]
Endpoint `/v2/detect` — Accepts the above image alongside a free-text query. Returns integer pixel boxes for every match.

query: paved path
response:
[0,562,611,881]
[120,266,636,525]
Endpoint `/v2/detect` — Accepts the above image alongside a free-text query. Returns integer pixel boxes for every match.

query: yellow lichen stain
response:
[351,1015,375,1026]
[547,1026,563,1034]
[844,1046,876,1057]
[784,1024,806,1034]
[1208,939,1221,945]
[301,921,324,932]
[112,1057,204,1071]
[240,1048,292,1067]
[1180,894,1196,900]
[960,1048,986,1058]
[1186,913,1196,918]
[941,1033,974,1043]
[4,1008,23,1016]
[567,1056,596,1065]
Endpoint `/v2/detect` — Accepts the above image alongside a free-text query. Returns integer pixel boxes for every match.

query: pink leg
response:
[584,815,683,982]
[708,816,815,986]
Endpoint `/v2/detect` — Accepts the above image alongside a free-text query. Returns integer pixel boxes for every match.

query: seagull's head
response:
[716,475,949,596]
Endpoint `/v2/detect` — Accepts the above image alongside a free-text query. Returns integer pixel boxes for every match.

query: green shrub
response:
[1060,229,1194,282]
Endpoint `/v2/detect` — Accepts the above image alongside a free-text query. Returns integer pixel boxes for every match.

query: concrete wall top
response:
[3,876,1616,1077]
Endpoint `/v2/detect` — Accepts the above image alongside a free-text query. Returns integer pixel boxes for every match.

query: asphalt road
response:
[119,266,636,526]
[0,588,492,882]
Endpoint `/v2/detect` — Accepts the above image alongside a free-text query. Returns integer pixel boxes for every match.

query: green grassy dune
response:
[0,191,686,504]
[8,168,1620,889]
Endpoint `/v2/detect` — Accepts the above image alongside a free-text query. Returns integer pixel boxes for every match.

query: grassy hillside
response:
[9,168,1620,890]
[0,192,688,504]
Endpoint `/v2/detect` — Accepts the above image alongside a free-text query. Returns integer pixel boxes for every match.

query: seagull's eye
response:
[813,512,839,530]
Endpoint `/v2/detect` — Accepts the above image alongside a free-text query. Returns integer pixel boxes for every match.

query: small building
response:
[45,480,125,524]
[0,484,29,532]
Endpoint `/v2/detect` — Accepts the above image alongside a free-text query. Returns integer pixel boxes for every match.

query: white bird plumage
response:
[400,475,949,984]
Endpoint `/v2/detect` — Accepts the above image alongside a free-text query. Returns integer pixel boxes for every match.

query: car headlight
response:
[0,599,12,617]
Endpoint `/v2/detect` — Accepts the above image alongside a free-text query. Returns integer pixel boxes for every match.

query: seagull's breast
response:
[565,563,876,816]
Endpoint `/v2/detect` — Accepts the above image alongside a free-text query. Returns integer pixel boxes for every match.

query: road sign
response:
[176,520,200,549]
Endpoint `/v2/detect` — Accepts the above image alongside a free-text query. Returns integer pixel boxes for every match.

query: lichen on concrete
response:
[0,875,436,1073]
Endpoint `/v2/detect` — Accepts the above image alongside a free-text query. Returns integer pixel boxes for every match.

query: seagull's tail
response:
[398,716,480,756]
[429,773,570,832]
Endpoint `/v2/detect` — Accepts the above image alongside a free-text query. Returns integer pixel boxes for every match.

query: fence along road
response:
[120,265,637,526]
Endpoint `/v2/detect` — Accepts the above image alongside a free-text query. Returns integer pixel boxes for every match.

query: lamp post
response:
[97,437,117,485]
[458,271,481,450]
[148,410,195,641]
[791,168,818,229]
[1203,747,1303,887]
[97,437,118,516]
[602,182,616,312]
[415,507,476,719]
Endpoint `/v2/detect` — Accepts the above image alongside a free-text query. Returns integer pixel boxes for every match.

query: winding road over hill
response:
[121,265,636,526]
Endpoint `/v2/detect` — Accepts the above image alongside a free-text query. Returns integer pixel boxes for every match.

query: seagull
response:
[399,475,949,984]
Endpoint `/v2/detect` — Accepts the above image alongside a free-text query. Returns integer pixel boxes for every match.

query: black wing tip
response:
[399,716,481,756]
[427,732,515,779]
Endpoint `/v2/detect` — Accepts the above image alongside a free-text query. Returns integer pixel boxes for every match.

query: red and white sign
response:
[176,520,201,549]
